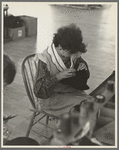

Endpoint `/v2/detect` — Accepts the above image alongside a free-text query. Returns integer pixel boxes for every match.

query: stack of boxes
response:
[8,26,25,40]
[8,15,37,41]
[20,15,37,37]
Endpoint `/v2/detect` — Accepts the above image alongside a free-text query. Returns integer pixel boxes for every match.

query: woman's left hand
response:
[77,63,87,71]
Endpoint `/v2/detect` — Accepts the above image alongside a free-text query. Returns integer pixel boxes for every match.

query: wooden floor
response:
[3,4,116,146]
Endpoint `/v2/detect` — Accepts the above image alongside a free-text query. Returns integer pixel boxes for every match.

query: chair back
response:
[21,54,38,109]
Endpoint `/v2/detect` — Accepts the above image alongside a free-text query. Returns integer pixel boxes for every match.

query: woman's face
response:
[59,49,82,59]
[57,45,82,59]
[59,49,72,58]
[57,45,72,58]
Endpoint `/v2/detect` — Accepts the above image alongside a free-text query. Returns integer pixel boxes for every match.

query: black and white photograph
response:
[1,1,117,148]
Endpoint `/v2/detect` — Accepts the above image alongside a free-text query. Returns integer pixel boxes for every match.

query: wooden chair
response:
[21,54,58,139]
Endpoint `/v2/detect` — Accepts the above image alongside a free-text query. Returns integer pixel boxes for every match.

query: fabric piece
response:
[38,91,92,117]
[48,44,66,71]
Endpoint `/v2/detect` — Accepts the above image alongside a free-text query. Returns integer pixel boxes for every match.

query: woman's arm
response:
[34,60,59,99]
[60,57,90,90]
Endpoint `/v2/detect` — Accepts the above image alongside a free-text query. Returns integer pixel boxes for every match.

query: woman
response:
[33,24,92,117]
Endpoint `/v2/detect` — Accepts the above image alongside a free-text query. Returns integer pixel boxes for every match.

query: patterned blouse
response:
[34,57,90,99]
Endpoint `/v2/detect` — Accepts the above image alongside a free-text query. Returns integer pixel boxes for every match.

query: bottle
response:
[80,102,88,118]
[107,80,114,92]
[60,113,72,136]
[95,95,105,103]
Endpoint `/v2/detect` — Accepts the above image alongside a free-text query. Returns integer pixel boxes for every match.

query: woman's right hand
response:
[55,68,76,81]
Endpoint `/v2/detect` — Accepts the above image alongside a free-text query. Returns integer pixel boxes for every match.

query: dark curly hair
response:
[53,24,87,54]
[4,54,16,85]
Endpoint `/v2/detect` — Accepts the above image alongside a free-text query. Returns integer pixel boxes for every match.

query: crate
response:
[8,26,25,40]
[19,15,37,37]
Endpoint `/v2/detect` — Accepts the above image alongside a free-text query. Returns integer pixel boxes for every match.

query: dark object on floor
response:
[4,137,39,145]
[4,15,25,28]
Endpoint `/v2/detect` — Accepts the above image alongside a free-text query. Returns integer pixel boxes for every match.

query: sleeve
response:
[60,57,90,90]
[34,59,59,99]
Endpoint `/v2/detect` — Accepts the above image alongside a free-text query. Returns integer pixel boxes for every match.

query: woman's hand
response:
[77,63,87,71]
[56,68,76,81]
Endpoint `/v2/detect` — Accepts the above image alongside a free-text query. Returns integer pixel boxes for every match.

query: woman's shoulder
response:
[76,57,88,64]
[34,48,49,64]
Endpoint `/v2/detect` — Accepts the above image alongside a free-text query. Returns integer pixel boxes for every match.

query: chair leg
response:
[46,116,49,125]
[26,112,36,137]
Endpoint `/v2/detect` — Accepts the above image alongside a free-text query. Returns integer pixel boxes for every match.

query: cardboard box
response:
[8,26,25,40]
[19,15,37,37]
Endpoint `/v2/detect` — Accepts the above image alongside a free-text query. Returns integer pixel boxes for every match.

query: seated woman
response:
[33,23,92,117]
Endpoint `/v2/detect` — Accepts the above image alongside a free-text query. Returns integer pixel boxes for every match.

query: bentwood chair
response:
[21,54,57,139]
